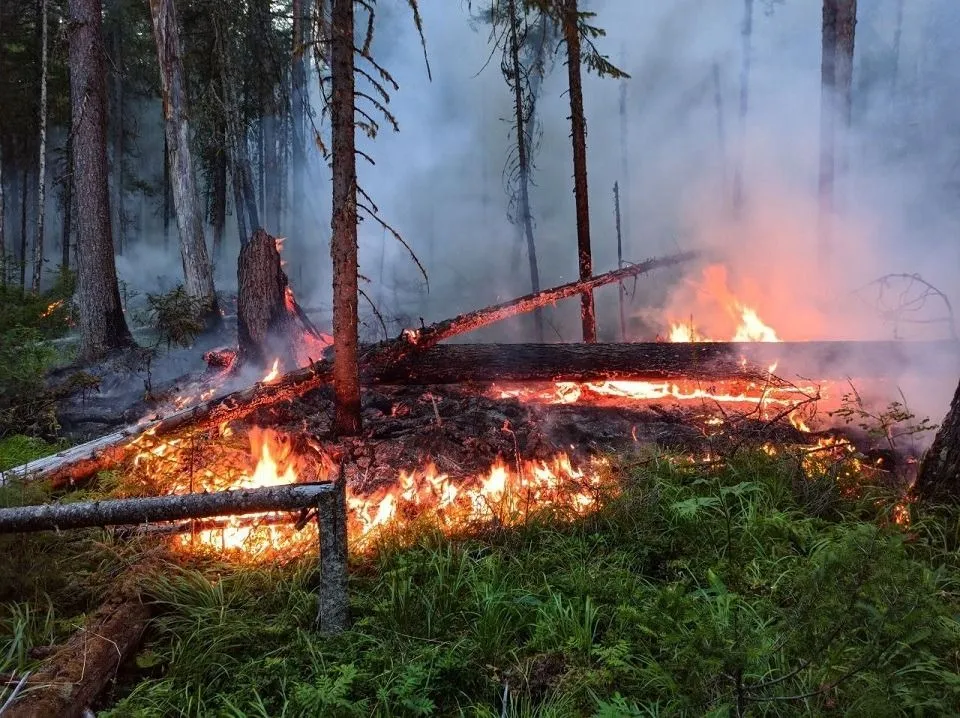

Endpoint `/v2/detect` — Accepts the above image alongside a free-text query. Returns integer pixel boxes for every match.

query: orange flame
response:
[262,359,280,383]
[40,299,64,318]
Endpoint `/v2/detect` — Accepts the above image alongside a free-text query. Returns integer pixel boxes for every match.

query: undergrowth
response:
[2,450,950,717]
[2,450,959,715]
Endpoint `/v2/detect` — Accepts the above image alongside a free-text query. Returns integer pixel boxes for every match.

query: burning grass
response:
[3,448,957,715]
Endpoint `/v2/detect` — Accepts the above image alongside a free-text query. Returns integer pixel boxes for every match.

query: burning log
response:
[237,228,327,369]
[2,251,697,487]
[2,592,150,718]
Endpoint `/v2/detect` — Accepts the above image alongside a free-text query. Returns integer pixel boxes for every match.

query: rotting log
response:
[1,251,696,487]
[2,593,150,718]
[0,482,333,533]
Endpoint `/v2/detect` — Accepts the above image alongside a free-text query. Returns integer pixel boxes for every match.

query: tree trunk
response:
[20,167,28,289]
[108,0,124,257]
[212,139,226,265]
[818,0,838,266]
[149,0,220,329]
[68,0,134,361]
[329,0,361,435]
[731,0,753,216]
[507,0,544,342]
[562,0,596,343]
[162,133,171,251]
[236,228,297,369]
[0,139,5,287]
[61,96,74,272]
[291,0,310,245]
[32,0,49,293]
[834,0,857,180]
[916,380,960,503]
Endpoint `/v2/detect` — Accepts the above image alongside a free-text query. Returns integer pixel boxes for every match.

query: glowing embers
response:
[126,424,605,557]
[347,454,606,538]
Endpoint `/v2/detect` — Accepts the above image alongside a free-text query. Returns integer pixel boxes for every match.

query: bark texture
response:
[3,593,150,718]
[834,0,857,179]
[0,482,333,532]
[32,0,49,292]
[149,0,220,328]
[562,0,596,342]
[916,380,960,503]
[818,0,838,264]
[317,470,349,633]
[61,100,73,271]
[237,228,297,368]
[68,0,133,361]
[330,0,361,435]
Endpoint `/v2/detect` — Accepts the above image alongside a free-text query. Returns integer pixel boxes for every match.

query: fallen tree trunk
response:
[2,592,150,718]
[2,251,696,487]
[375,340,960,385]
[0,482,333,533]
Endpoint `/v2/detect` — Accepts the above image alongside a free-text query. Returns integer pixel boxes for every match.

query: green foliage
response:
[0,328,61,437]
[141,285,207,349]
[71,451,960,716]
[0,434,60,471]
[831,384,937,453]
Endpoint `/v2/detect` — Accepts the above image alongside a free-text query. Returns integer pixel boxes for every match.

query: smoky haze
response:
[79,0,960,429]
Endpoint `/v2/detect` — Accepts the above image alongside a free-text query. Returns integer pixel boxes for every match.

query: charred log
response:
[0,482,333,533]
[237,228,299,368]
[2,592,150,718]
[915,378,960,503]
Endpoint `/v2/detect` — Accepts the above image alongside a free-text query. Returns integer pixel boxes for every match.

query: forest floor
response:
[2,287,960,716]
[2,437,960,717]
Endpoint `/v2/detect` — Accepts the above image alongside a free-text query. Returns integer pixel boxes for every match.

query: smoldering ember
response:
[4,1,960,716]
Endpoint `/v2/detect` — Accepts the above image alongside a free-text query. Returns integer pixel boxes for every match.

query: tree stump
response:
[237,228,299,370]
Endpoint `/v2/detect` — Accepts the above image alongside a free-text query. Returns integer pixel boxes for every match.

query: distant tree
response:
[31,0,49,293]
[474,0,557,342]
[148,0,221,330]
[818,0,857,264]
[68,0,134,359]
[732,0,753,215]
[526,0,626,343]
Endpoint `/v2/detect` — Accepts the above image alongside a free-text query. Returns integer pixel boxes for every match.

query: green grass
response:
[1,450,946,717]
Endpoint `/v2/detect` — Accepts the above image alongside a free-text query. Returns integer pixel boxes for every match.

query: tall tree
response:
[818,0,856,264]
[731,0,753,215]
[561,0,595,342]
[329,0,360,435]
[528,0,625,342]
[106,0,124,256]
[290,0,311,246]
[148,0,221,329]
[32,0,48,293]
[68,0,134,360]
[0,142,5,287]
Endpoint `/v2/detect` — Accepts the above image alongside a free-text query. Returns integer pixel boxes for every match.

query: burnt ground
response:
[226,381,878,493]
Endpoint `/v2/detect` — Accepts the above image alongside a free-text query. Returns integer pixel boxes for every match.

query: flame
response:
[666,265,780,344]
[262,359,280,383]
[41,299,64,318]
[129,426,605,556]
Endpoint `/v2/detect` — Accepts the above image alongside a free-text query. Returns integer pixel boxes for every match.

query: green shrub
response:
[142,286,207,348]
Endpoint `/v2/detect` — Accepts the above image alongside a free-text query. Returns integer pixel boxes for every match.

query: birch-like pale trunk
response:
[148,0,220,328]
[32,0,49,293]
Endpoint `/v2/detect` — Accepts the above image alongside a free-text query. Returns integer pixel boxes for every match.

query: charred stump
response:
[915,379,960,503]
[237,228,298,369]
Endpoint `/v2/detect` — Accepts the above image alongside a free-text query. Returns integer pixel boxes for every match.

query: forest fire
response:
[128,426,606,557]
